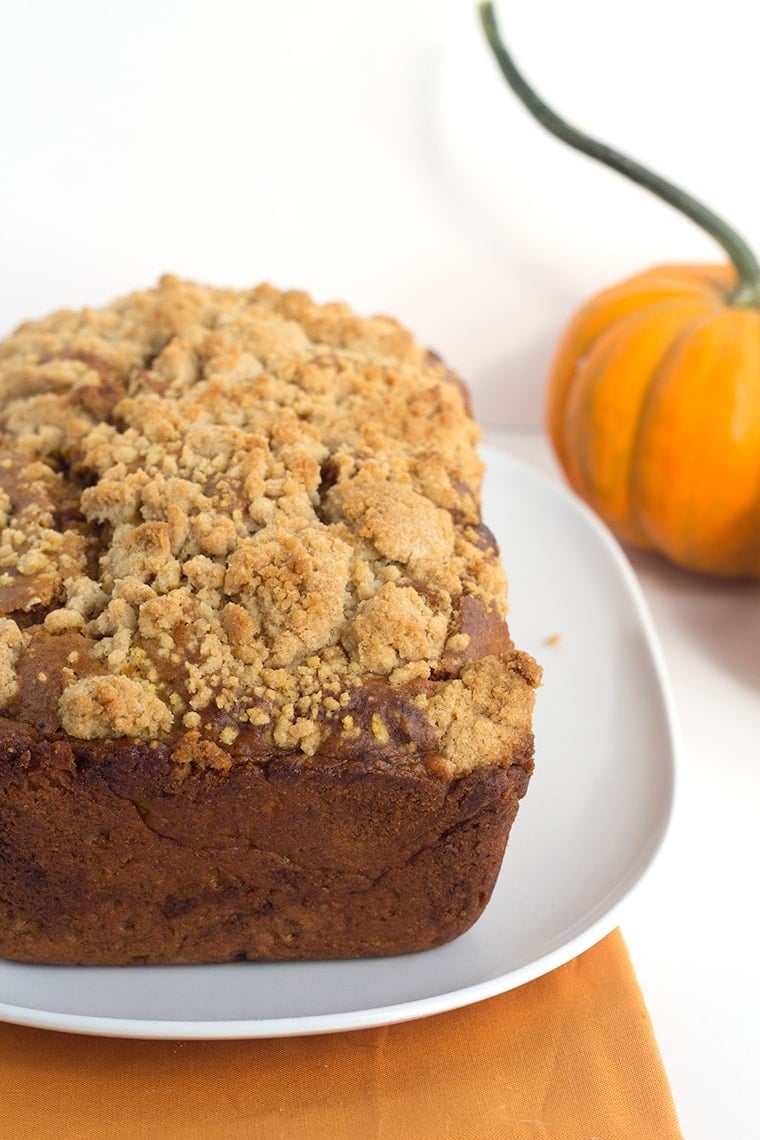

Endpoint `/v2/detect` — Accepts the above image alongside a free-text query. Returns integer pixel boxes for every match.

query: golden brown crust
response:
[0,277,539,773]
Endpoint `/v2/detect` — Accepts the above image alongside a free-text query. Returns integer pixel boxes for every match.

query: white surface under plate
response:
[0,447,677,1039]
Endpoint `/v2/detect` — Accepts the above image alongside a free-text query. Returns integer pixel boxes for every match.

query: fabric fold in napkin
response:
[0,929,680,1139]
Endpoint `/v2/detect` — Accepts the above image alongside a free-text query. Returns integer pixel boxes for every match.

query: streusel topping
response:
[0,277,538,773]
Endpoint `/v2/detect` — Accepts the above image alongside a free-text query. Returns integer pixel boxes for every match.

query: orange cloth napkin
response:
[0,929,680,1139]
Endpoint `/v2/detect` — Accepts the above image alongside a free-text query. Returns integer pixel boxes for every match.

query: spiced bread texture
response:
[0,277,540,964]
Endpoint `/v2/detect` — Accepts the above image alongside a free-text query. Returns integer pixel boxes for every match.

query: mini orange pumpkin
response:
[480,3,760,579]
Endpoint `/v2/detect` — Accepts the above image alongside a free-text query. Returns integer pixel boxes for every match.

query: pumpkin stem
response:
[478,1,760,308]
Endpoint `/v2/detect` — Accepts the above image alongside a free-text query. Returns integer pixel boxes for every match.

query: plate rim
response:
[0,888,660,1039]
[0,447,679,1039]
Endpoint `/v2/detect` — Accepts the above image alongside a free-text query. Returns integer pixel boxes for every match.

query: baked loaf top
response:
[0,277,539,776]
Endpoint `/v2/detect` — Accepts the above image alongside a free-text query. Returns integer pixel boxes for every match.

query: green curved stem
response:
[478,1,760,307]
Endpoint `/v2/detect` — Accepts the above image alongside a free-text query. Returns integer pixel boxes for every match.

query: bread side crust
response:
[0,717,532,964]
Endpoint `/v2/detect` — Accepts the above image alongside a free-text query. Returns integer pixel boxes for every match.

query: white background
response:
[2,2,760,1135]
[4,0,760,427]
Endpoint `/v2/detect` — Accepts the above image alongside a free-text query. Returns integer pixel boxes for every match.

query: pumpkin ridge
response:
[564,301,716,545]
[627,311,718,553]
[718,314,760,577]
[630,311,760,573]
[547,274,725,469]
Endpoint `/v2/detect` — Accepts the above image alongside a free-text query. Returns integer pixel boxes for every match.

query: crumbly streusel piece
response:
[0,277,539,772]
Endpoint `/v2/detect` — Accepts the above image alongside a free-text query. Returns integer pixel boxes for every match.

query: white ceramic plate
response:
[0,447,677,1039]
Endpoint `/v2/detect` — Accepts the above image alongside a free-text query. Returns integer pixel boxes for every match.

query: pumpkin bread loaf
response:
[0,277,540,965]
